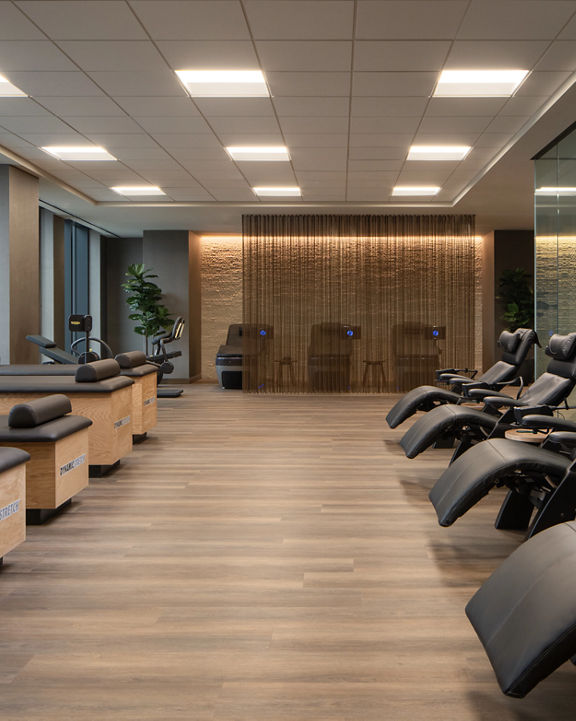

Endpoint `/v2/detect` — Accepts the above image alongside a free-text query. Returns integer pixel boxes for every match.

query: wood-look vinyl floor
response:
[0,385,574,720]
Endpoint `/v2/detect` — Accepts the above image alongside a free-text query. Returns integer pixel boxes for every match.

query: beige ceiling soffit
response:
[96,201,454,209]
[452,70,576,207]
[0,143,95,205]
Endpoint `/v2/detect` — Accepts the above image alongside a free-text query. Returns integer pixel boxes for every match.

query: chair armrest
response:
[483,395,519,408]
[467,389,511,401]
[519,414,576,432]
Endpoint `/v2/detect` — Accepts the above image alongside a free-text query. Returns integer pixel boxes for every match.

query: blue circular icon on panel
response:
[259,329,267,336]
[433,329,439,338]
[346,329,354,337]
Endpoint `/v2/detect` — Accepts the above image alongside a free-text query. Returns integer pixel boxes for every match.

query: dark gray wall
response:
[104,237,144,356]
[0,166,39,364]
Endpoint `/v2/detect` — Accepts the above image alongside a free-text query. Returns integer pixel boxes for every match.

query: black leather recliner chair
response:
[399,332,576,460]
[386,328,538,429]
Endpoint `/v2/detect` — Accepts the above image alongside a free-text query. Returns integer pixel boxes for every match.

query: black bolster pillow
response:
[9,394,72,428]
[75,358,120,382]
[546,333,576,361]
[498,330,521,353]
[115,351,147,369]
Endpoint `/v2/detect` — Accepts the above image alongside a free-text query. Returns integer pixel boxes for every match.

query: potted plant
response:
[121,264,173,354]
[497,267,534,330]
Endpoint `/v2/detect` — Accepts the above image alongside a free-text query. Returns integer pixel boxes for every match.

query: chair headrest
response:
[498,328,539,366]
[8,394,72,428]
[545,333,576,362]
[498,330,521,353]
[115,351,147,369]
[75,359,120,382]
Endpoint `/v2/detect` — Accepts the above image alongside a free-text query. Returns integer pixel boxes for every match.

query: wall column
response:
[0,166,39,364]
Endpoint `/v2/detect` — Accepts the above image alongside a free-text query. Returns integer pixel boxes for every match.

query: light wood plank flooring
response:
[1,385,575,720]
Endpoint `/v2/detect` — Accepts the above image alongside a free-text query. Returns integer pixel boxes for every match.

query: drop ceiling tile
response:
[217,131,283,146]
[162,187,215,201]
[445,40,550,68]
[425,98,507,117]
[347,171,399,183]
[350,116,420,134]
[0,98,50,116]
[283,133,349,147]
[86,70,185,97]
[267,72,350,97]
[499,96,548,115]
[156,41,258,70]
[457,1,575,40]
[115,97,200,117]
[273,97,349,117]
[14,131,86,145]
[138,171,198,184]
[0,3,44,39]
[412,130,482,145]
[239,165,297,184]
[86,189,127,201]
[0,131,38,148]
[8,71,104,97]
[536,42,576,71]
[40,96,127,117]
[292,151,347,171]
[348,159,403,171]
[256,41,352,71]
[152,133,222,150]
[244,1,353,40]
[167,147,229,161]
[349,133,413,148]
[474,132,514,148]
[514,71,571,95]
[0,41,77,71]
[418,116,491,133]
[484,115,529,133]
[195,99,274,117]
[124,158,183,172]
[113,148,176,162]
[303,190,346,200]
[0,115,74,134]
[207,116,281,135]
[279,116,348,134]
[352,72,437,97]
[17,1,147,40]
[210,188,256,201]
[348,146,407,160]
[65,117,144,134]
[351,97,428,117]
[57,41,166,72]
[347,188,394,201]
[82,133,159,149]
[291,148,348,163]
[356,1,468,40]
[129,1,250,40]
[395,166,455,183]
[355,41,450,71]
[136,117,212,134]
[559,13,576,39]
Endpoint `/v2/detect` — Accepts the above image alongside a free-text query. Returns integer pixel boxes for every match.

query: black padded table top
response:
[0,375,133,393]
[0,415,92,442]
[0,364,156,378]
[0,447,30,472]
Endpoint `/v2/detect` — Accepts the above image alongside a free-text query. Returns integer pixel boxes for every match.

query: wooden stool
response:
[362,360,386,391]
[275,357,296,388]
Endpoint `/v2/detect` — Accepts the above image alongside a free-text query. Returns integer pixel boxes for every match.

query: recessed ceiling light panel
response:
[176,69,269,97]
[111,185,166,196]
[0,73,26,97]
[408,145,471,161]
[226,146,290,161]
[41,146,117,161]
[535,187,576,195]
[253,186,301,197]
[434,69,529,97]
[392,186,441,196]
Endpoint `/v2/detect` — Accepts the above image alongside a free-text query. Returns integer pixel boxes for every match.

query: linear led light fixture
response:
[434,69,529,97]
[41,146,117,161]
[535,187,576,195]
[253,186,301,197]
[175,69,269,97]
[111,185,166,196]
[0,73,26,97]
[408,145,471,161]
[226,146,290,161]
[392,186,441,196]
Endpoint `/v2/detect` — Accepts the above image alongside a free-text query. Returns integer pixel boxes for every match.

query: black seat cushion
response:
[75,359,120,382]
[0,446,30,473]
[386,386,461,428]
[0,415,92,442]
[0,376,132,393]
[466,520,576,697]
[429,438,570,526]
[9,394,72,428]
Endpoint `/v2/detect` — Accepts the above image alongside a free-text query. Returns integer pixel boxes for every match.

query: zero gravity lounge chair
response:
[399,332,576,460]
[386,328,538,429]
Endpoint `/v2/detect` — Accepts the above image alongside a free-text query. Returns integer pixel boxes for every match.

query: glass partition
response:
[534,124,576,375]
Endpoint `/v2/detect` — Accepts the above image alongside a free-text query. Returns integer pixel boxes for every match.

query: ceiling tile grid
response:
[0,0,570,206]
